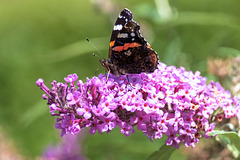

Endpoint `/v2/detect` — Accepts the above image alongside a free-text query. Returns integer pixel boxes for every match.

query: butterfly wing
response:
[100,8,159,75]
[109,8,133,59]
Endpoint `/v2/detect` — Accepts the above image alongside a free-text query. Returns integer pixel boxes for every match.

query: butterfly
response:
[100,8,159,76]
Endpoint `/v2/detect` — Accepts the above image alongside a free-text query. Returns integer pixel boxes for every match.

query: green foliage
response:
[84,129,165,160]
[209,130,240,158]
[40,37,108,63]
[147,145,176,160]
[1,0,240,159]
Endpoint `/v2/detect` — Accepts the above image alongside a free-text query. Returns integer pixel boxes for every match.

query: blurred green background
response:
[1,0,240,159]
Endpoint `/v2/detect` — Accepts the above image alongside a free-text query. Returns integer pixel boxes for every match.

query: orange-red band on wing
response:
[114,42,141,52]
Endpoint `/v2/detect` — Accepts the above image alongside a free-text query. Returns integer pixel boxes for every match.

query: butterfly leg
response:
[126,75,135,89]
[105,70,110,83]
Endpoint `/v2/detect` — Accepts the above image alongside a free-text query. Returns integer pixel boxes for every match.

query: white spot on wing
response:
[113,24,123,31]
[130,32,135,37]
[117,33,128,38]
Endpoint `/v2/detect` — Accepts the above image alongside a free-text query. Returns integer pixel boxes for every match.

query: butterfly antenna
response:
[86,37,105,58]
[92,52,101,58]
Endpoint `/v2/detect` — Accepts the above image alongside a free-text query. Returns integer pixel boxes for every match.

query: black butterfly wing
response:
[111,20,158,74]
[100,8,158,75]
[109,8,132,58]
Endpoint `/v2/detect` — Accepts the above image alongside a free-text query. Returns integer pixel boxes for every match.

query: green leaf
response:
[147,144,176,160]
[173,12,240,30]
[162,37,183,66]
[19,100,48,128]
[209,130,240,151]
[217,47,240,57]
[37,37,108,63]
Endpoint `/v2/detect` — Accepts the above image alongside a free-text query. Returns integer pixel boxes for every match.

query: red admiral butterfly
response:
[100,8,159,76]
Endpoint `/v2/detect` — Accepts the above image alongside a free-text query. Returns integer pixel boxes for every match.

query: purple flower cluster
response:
[36,62,240,148]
